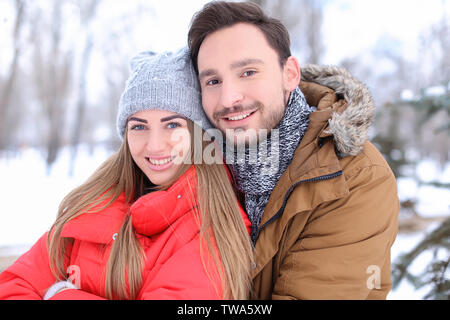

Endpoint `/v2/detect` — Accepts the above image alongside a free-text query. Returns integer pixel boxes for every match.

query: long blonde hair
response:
[47,121,254,300]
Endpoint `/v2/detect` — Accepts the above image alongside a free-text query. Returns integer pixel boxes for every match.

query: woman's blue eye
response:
[131,124,145,130]
[167,122,181,129]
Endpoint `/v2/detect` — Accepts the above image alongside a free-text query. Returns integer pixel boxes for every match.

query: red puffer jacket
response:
[0,166,251,300]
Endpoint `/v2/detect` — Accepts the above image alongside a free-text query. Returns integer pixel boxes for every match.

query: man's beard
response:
[213,98,286,146]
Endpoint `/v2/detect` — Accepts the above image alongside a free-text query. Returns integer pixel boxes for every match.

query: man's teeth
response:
[148,157,174,165]
[227,113,251,121]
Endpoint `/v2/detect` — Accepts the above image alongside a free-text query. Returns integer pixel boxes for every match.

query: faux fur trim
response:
[301,64,375,157]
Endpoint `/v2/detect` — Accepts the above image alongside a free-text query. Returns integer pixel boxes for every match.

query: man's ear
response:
[283,56,301,91]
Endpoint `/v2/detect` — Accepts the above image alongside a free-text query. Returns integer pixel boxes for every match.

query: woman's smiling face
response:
[127,109,191,186]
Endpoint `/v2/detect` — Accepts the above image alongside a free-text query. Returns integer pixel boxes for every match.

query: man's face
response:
[197,23,297,145]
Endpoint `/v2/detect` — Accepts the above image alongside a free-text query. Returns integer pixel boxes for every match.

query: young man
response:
[188,1,399,299]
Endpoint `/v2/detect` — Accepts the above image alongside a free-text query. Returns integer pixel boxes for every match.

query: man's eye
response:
[242,70,256,77]
[206,79,220,86]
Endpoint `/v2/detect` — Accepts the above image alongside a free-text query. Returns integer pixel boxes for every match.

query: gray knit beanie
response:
[116,47,212,138]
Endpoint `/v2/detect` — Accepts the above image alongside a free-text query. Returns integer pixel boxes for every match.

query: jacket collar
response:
[271,63,375,190]
[60,193,129,244]
[130,165,198,236]
[61,166,198,244]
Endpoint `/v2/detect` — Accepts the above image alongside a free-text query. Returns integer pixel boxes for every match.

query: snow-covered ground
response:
[0,146,449,299]
[0,146,112,248]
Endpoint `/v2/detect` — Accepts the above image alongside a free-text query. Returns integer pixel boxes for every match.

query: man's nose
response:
[219,80,244,109]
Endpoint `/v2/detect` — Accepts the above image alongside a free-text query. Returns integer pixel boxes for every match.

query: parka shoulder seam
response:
[343,162,391,181]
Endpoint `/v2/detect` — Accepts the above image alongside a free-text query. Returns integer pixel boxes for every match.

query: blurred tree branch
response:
[30,0,73,171]
[249,0,325,64]
[69,0,100,176]
[392,217,450,299]
[0,0,25,150]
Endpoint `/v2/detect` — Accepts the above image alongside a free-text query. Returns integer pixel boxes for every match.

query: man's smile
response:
[221,109,258,126]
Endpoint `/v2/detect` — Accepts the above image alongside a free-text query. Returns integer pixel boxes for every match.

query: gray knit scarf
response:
[225,87,315,243]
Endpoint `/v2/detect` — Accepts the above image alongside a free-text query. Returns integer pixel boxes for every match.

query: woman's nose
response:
[145,129,166,154]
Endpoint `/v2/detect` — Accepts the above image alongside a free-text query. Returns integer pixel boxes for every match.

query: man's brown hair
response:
[188,1,291,73]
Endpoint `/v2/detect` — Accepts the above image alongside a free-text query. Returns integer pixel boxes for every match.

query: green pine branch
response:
[392,217,450,299]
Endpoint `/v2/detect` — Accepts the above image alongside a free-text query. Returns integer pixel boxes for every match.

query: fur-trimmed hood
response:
[300,64,375,157]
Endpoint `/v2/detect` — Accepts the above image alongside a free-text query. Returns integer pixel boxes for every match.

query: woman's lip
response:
[146,155,173,160]
[145,156,176,172]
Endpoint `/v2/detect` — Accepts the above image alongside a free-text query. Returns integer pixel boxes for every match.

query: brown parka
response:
[250,65,400,300]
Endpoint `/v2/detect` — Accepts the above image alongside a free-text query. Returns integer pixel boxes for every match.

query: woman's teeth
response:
[148,157,174,165]
[227,113,251,121]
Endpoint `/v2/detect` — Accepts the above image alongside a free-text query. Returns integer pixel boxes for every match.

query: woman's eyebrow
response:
[160,115,187,122]
[128,117,148,124]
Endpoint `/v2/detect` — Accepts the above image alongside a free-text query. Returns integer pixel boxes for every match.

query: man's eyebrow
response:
[230,58,264,70]
[199,68,217,81]
[160,115,187,122]
[128,117,147,124]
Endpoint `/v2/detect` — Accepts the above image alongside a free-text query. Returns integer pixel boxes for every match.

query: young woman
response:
[0,48,254,300]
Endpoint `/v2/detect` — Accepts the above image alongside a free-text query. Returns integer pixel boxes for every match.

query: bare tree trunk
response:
[68,0,100,176]
[248,0,325,64]
[105,62,129,151]
[46,1,64,171]
[30,0,73,173]
[0,0,25,150]
[68,35,93,176]
[303,0,324,64]
[435,16,450,86]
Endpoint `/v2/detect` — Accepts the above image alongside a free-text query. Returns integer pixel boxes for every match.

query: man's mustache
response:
[213,102,263,121]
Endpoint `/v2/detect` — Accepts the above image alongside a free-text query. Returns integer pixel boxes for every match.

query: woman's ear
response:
[283,56,301,92]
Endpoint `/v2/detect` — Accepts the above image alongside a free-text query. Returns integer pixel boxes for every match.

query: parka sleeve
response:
[272,164,399,300]
[0,233,106,300]
[0,233,56,299]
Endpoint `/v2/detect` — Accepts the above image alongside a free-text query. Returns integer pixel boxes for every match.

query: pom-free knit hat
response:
[116,47,212,138]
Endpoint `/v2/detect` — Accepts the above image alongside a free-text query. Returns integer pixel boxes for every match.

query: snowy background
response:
[1,0,449,299]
